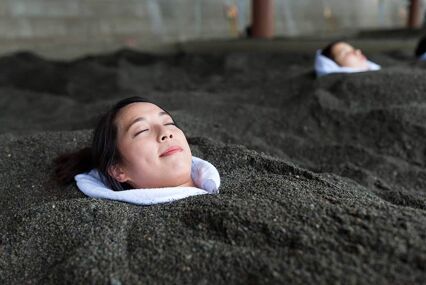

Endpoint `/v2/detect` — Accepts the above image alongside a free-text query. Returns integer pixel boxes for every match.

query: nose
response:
[159,130,173,142]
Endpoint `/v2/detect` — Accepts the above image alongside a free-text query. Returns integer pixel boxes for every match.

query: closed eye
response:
[134,129,148,137]
[164,122,175,126]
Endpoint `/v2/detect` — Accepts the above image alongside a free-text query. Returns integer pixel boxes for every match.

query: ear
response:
[108,164,130,183]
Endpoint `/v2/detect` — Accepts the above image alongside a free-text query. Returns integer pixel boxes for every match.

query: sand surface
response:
[0,47,425,284]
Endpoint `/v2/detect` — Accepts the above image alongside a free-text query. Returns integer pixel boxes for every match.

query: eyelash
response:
[134,122,175,137]
[134,129,148,137]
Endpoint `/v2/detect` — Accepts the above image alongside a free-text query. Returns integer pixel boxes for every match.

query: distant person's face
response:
[110,102,193,188]
[331,42,368,69]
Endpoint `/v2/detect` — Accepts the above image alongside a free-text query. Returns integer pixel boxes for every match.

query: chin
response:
[164,170,192,187]
[169,158,192,176]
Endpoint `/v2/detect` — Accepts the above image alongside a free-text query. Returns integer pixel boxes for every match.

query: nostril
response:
[161,134,172,141]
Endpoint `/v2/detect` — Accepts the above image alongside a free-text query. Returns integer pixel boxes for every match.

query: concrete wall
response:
[0,0,412,59]
[275,0,411,36]
[0,0,233,58]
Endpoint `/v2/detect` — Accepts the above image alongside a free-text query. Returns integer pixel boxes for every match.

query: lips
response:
[160,146,183,157]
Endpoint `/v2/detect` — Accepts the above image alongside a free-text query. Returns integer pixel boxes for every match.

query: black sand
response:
[0,46,425,284]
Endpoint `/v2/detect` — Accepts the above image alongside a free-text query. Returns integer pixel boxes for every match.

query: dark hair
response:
[321,41,342,61]
[54,96,177,191]
[415,36,426,58]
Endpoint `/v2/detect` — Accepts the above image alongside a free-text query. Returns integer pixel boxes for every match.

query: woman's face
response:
[111,102,193,188]
[331,42,368,69]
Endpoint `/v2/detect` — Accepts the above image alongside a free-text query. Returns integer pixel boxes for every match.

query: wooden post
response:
[251,0,274,38]
[408,0,422,28]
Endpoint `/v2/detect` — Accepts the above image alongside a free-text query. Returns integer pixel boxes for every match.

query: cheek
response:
[336,56,354,67]
[171,130,192,166]
[176,130,191,153]
[119,139,156,168]
[121,140,159,187]
[334,57,347,67]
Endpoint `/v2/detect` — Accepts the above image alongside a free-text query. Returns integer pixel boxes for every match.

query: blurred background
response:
[0,0,424,58]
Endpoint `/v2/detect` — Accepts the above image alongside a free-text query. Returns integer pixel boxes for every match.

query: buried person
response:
[54,96,220,205]
[314,41,381,77]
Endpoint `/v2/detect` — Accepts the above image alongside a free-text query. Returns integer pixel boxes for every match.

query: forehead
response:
[332,42,354,54]
[115,102,167,124]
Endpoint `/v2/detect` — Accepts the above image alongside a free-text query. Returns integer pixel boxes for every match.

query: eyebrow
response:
[125,111,170,132]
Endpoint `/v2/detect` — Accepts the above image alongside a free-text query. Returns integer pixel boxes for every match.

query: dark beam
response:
[251,0,274,38]
[408,0,422,28]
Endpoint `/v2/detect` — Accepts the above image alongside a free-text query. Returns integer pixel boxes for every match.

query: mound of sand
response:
[1,48,426,283]
[1,131,425,284]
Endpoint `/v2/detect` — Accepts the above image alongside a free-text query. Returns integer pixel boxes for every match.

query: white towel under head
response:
[314,50,381,77]
[75,156,220,205]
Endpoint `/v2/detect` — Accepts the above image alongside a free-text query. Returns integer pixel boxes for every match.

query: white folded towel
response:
[315,50,381,77]
[74,156,220,205]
